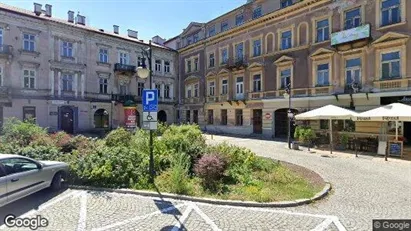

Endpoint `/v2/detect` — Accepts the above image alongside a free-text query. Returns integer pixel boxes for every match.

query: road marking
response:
[170,204,193,231]
[191,203,221,231]
[0,190,82,230]
[92,203,186,231]
[332,217,347,231]
[311,218,334,231]
[77,192,88,231]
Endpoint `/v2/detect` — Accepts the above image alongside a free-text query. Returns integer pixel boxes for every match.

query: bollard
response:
[211,134,213,140]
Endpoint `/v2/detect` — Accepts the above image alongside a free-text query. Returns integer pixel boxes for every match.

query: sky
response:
[2,0,246,42]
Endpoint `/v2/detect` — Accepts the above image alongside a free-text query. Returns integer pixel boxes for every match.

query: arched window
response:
[94,109,109,128]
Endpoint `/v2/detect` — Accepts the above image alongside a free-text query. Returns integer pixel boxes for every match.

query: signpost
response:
[142,89,158,130]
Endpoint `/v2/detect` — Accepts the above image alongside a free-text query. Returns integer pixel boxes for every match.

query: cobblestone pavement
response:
[0,135,409,231]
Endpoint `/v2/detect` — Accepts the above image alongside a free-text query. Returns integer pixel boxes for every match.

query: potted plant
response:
[302,128,317,151]
[340,133,349,150]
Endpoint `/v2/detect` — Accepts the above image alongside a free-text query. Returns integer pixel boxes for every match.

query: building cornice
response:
[178,0,330,54]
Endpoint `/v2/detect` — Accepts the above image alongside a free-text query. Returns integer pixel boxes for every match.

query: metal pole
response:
[288,86,291,149]
[148,40,154,184]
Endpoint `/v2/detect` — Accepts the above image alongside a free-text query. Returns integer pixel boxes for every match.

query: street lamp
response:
[137,41,155,184]
[283,83,292,149]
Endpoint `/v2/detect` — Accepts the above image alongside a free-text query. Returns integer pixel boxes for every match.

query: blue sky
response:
[3,0,245,42]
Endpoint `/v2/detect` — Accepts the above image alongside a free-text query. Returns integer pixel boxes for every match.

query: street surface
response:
[0,135,410,231]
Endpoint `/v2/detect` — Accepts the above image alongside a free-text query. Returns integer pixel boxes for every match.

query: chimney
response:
[113,25,119,34]
[34,3,42,16]
[152,35,166,45]
[127,29,138,39]
[76,13,86,25]
[68,11,74,23]
[45,4,52,17]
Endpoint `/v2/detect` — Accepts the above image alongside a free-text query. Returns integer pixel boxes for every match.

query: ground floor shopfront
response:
[1,98,176,134]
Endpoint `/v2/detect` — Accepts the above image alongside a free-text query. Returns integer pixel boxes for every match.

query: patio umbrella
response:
[295,105,359,154]
[354,103,411,140]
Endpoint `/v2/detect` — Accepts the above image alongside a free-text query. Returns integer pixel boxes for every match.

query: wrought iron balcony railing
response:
[114,63,136,73]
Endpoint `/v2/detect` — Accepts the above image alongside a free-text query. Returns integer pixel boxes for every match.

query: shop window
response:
[23,106,36,122]
[94,109,109,128]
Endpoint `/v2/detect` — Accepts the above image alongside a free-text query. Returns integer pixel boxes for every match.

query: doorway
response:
[253,109,262,134]
[403,122,411,145]
[136,111,140,128]
[193,110,198,124]
[59,106,74,134]
[158,110,167,123]
[275,108,298,138]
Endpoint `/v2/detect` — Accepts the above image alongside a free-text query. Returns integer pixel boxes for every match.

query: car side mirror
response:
[36,163,43,169]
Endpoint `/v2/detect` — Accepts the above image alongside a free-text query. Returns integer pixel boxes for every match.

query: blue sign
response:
[142,89,158,112]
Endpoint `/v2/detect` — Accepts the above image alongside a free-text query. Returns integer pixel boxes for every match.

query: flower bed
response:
[0,118,323,202]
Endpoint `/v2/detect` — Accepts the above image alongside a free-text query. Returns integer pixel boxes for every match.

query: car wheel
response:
[50,172,63,191]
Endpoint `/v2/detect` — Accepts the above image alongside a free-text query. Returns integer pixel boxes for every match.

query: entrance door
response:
[60,106,74,134]
[235,77,244,99]
[158,110,167,123]
[275,108,298,138]
[193,110,198,124]
[404,122,411,145]
[253,109,262,134]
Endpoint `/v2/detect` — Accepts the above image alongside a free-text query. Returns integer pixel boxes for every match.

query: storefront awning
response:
[295,105,359,120]
[354,103,411,122]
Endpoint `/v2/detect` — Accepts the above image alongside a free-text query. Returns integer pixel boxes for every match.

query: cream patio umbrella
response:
[295,105,359,154]
[354,103,411,140]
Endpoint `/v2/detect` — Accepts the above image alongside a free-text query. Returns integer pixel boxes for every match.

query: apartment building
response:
[0,3,178,133]
[166,0,411,139]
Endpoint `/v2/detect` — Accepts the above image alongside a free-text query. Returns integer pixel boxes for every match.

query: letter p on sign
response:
[143,89,158,112]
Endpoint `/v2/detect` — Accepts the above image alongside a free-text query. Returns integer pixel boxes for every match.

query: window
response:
[23,69,35,89]
[280,69,291,89]
[23,106,36,121]
[316,19,330,42]
[62,74,73,91]
[194,58,199,71]
[137,82,144,96]
[0,158,39,175]
[209,53,215,68]
[221,109,227,125]
[187,37,192,45]
[119,85,127,95]
[99,78,108,94]
[208,110,214,125]
[209,81,215,96]
[187,60,192,73]
[187,85,192,98]
[253,39,262,57]
[221,48,228,64]
[0,28,3,46]
[281,0,293,8]
[164,61,170,73]
[236,77,244,98]
[346,58,361,84]
[381,0,401,26]
[137,56,143,67]
[164,85,170,98]
[62,41,73,57]
[236,14,244,26]
[221,21,229,32]
[381,51,400,79]
[119,52,128,64]
[344,8,361,29]
[99,49,108,63]
[186,110,191,123]
[193,34,199,43]
[281,30,292,50]
[208,25,216,37]
[235,43,244,61]
[221,79,228,95]
[320,120,329,129]
[194,84,199,97]
[317,64,329,86]
[235,109,243,126]
[94,109,109,128]
[155,84,161,97]
[155,60,162,72]
[253,6,262,19]
[23,33,35,52]
[253,74,262,92]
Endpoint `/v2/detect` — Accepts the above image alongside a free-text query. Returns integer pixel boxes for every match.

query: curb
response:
[69,183,332,208]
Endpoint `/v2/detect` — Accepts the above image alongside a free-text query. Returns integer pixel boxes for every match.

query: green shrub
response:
[18,145,62,161]
[1,117,47,146]
[104,128,132,147]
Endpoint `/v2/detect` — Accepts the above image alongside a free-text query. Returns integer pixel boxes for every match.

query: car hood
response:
[39,160,68,167]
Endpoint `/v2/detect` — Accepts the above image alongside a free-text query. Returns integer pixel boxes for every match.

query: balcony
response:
[227,56,248,70]
[248,92,264,99]
[331,24,371,47]
[206,95,219,103]
[373,77,410,92]
[114,63,136,75]
[344,82,362,94]
[0,45,13,59]
[219,94,229,102]
[184,97,200,104]
[159,97,176,103]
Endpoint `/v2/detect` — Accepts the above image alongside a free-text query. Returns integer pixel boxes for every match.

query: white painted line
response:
[311,218,334,231]
[92,203,186,231]
[170,204,193,231]
[332,217,347,231]
[0,190,82,230]
[77,192,88,231]
[191,203,221,231]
